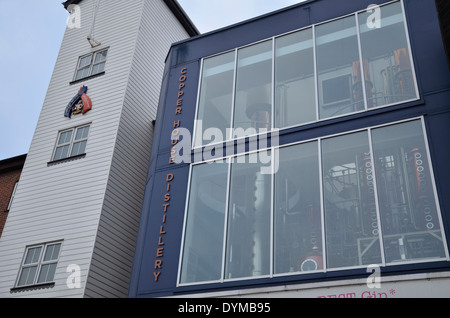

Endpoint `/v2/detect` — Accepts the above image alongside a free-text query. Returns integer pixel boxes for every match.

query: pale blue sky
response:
[0,0,303,161]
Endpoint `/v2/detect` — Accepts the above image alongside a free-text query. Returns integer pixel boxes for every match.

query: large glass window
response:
[179,163,228,284]
[225,156,272,279]
[371,121,446,263]
[233,40,273,136]
[194,1,418,147]
[358,2,418,108]
[275,28,315,128]
[194,52,235,147]
[180,119,447,285]
[274,142,323,274]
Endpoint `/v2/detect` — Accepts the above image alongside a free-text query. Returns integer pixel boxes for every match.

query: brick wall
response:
[0,155,26,238]
[435,0,450,69]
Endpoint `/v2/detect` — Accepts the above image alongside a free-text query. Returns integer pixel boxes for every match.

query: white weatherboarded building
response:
[0,0,197,298]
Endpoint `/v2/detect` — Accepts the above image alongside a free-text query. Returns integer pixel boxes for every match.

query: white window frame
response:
[15,241,63,288]
[6,181,18,211]
[51,124,91,162]
[73,48,108,81]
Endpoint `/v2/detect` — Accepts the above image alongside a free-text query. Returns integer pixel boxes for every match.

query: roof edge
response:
[62,0,200,37]
[0,154,27,173]
[163,0,200,37]
[62,0,81,10]
[167,0,319,48]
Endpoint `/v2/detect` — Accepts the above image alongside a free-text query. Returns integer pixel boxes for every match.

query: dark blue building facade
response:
[129,0,450,298]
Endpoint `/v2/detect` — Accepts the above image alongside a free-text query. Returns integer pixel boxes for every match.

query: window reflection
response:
[225,157,272,279]
[275,28,315,128]
[195,52,235,147]
[372,121,446,263]
[316,16,361,119]
[358,2,417,108]
[274,142,323,274]
[322,132,382,268]
[234,40,273,134]
[180,163,228,284]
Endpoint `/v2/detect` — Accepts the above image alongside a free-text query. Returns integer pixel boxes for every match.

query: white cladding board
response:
[0,0,189,298]
[83,0,190,298]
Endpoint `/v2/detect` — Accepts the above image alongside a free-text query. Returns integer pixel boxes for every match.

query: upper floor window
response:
[194,1,418,147]
[73,49,108,82]
[16,242,62,288]
[52,124,90,162]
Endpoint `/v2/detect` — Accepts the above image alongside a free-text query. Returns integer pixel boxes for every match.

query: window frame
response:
[14,241,63,289]
[50,123,91,164]
[73,48,108,82]
[6,181,18,211]
[178,116,449,287]
[192,0,419,150]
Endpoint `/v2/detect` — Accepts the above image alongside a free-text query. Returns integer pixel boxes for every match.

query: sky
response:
[0,0,304,161]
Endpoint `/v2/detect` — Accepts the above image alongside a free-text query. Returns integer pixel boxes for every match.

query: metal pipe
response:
[87,0,102,48]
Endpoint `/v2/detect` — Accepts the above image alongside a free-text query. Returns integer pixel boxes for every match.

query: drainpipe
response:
[87,0,101,48]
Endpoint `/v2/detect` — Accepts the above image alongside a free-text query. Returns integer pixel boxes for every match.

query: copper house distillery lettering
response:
[153,67,189,282]
[153,172,174,282]
[170,67,187,165]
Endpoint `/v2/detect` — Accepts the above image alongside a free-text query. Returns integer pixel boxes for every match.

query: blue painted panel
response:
[134,166,190,296]
[130,0,450,298]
